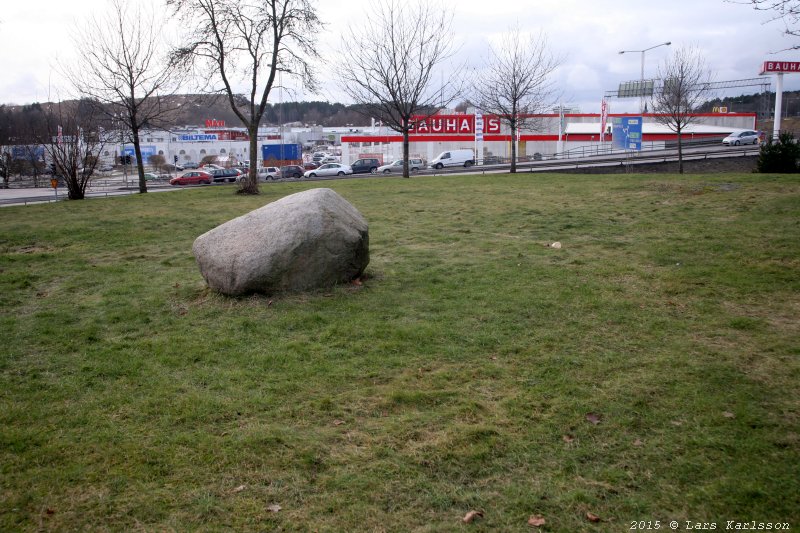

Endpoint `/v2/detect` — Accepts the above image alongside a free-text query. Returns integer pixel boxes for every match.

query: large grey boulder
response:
[193,188,369,296]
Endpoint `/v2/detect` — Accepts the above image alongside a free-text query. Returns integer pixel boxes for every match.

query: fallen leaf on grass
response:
[528,514,546,527]
[333,419,345,426]
[351,277,363,286]
[267,504,282,513]
[462,510,483,523]
[670,420,683,426]
[586,511,601,523]
[562,435,575,443]
[267,300,273,307]
[586,413,602,425]
[232,485,246,493]
[633,439,643,446]
[45,508,55,515]
[723,411,736,419]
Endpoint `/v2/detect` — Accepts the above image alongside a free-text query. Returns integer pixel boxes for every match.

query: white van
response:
[429,149,474,169]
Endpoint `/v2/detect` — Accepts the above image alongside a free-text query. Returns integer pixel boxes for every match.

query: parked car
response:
[170,170,212,186]
[182,161,199,169]
[350,158,381,174]
[376,158,425,173]
[143,172,161,181]
[303,163,353,178]
[303,161,320,170]
[163,163,184,172]
[256,166,281,181]
[429,149,474,169]
[722,130,762,146]
[98,164,114,172]
[210,168,242,183]
[280,165,305,179]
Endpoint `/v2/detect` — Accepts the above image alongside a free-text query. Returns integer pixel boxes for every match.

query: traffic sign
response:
[611,116,642,151]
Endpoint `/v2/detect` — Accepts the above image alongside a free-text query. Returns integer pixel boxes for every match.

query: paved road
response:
[0,182,180,207]
[1,144,759,207]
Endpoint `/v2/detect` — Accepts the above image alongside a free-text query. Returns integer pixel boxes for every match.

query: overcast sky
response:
[1,0,798,115]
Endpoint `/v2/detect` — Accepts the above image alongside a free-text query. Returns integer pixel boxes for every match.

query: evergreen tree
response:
[757,132,800,173]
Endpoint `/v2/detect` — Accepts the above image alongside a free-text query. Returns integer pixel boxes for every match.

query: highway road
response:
[0,143,760,207]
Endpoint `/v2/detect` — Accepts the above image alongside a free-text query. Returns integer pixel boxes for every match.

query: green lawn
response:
[1,172,798,531]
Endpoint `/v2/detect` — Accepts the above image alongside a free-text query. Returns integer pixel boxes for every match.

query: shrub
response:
[757,132,800,173]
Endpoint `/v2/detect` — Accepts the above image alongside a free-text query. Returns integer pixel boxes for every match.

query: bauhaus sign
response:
[409,115,501,135]
[760,61,800,74]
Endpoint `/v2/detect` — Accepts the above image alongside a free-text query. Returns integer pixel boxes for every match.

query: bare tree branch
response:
[473,26,560,173]
[38,100,108,200]
[726,0,800,50]
[69,0,183,194]
[169,0,320,194]
[649,46,715,174]
[337,0,461,178]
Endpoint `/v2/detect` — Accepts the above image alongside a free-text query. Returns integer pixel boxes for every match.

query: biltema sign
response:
[760,61,800,74]
[179,134,218,142]
[410,115,501,135]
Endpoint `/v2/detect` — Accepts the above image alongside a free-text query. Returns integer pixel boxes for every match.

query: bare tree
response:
[169,0,320,194]
[473,26,560,173]
[649,46,714,174]
[337,0,461,178]
[0,106,11,188]
[0,151,10,189]
[148,154,166,174]
[71,0,182,194]
[18,146,46,187]
[41,100,108,200]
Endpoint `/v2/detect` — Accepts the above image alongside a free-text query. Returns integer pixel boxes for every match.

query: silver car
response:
[256,166,281,181]
[722,130,762,146]
[377,159,425,173]
[303,163,354,178]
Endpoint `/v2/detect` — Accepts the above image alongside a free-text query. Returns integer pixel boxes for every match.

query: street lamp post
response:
[619,41,671,114]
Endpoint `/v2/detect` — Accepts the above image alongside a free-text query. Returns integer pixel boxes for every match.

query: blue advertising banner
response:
[611,116,642,151]
[122,146,157,161]
[12,145,45,160]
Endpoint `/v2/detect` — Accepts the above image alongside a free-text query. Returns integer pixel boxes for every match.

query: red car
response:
[303,161,320,170]
[170,171,213,186]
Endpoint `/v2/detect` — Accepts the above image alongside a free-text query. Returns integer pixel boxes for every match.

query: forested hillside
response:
[0,96,371,135]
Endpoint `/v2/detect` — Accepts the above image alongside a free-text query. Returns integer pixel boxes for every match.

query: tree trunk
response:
[510,121,518,174]
[402,130,410,178]
[66,175,85,200]
[239,125,260,195]
[677,127,683,174]
[131,122,147,193]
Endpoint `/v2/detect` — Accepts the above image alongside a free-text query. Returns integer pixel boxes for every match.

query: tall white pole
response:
[557,104,564,155]
[774,72,784,140]
[640,51,646,114]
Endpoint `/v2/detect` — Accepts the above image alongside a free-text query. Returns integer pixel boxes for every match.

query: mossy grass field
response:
[1,172,798,531]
